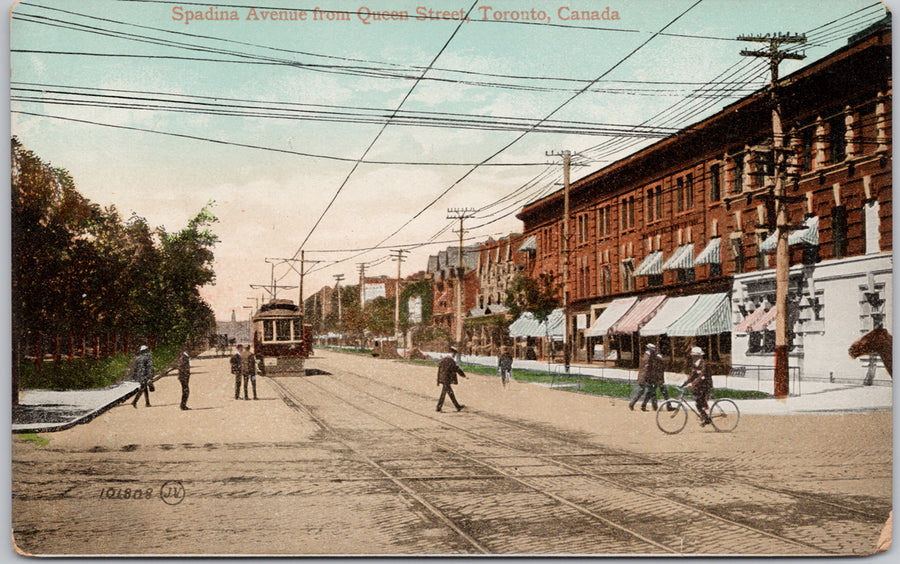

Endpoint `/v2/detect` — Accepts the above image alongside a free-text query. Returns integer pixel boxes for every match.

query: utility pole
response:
[739,32,806,398]
[548,150,572,373]
[333,274,344,327]
[357,262,367,311]
[447,208,476,350]
[392,249,407,345]
[267,255,322,316]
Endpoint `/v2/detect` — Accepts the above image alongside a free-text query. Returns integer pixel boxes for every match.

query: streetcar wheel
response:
[656,400,688,434]
[709,399,740,432]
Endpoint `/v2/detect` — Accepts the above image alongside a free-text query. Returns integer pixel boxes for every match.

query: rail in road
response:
[265,358,886,555]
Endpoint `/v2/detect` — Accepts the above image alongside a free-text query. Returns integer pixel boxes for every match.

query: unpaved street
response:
[12,349,892,556]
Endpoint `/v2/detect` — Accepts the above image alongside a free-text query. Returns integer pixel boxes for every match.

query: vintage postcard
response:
[9,0,893,557]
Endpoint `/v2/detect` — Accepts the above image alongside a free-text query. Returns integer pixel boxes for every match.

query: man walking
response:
[629,343,664,411]
[436,347,467,412]
[498,345,514,388]
[230,344,243,400]
[178,347,191,410]
[131,345,154,408]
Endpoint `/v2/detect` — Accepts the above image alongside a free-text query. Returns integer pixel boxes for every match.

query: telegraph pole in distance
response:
[357,262,367,311]
[547,150,572,373]
[447,208,476,350]
[392,249,407,346]
[333,274,344,327]
[739,32,806,398]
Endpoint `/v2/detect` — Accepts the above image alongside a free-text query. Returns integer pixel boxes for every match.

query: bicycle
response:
[656,386,740,434]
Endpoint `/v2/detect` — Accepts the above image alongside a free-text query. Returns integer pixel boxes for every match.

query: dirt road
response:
[12,349,891,555]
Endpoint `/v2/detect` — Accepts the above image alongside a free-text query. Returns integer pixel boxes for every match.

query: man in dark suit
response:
[683,346,713,426]
[436,347,467,412]
[230,344,243,400]
[131,345,154,408]
[178,347,191,410]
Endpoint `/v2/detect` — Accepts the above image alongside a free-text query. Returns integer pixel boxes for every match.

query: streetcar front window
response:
[292,318,302,341]
[276,319,292,341]
[263,320,274,341]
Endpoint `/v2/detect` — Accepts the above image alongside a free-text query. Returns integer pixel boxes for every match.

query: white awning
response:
[694,238,721,265]
[663,244,694,270]
[584,297,637,337]
[640,295,700,336]
[634,251,663,276]
[517,235,537,252]
[760,216,819,252]
[788,215,819,246]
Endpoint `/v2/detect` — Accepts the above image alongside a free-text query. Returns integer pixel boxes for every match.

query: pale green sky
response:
[9,0,892,319]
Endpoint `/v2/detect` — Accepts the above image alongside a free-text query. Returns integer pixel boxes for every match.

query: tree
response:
[504,272,560,323]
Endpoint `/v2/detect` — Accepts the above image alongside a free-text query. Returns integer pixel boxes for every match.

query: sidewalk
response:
[11,355,186,434]
[420,350,894,416]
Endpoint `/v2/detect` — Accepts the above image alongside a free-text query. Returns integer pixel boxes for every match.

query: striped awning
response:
[634,251,663,276]
[508,308,565,339]
[640,295,700,336]
[609,295,668,334]
[584,297,637,337]
[662,244,695,270]
[666,292,732,337]
[760,216,820,252]
[734,306,770,333]
[695,238,721,265]
[750,306,777,332]
[788,216,819,246]
[517,235,537,252]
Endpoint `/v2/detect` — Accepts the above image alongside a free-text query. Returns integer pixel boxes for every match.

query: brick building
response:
[427,245,480,341]
[516,25,891,381]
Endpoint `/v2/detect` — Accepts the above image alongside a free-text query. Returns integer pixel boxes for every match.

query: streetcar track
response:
[303,372,833,554]
[267,376,677,554]
[285,357,886,553]
[265,377,490,553]
[327,357,888,521]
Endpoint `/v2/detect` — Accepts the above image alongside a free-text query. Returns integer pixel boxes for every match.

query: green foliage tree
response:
[504,272,561,323]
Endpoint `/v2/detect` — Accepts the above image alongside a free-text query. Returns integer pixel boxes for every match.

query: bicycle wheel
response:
[656,400,688,434]
[709,399,740,432]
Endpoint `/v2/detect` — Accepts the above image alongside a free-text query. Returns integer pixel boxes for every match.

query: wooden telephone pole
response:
[333,274,344,325]
[392,249,407,345]
[739,32,806,398]
[447,208,476,350]
[547,150,572,372]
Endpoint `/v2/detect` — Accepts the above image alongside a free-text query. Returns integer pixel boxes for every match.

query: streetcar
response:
[251,299,312,373]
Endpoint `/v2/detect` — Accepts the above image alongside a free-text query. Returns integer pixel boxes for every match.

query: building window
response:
[686,173,694,209]
[729,236,745,274]
[628,196,635,228]
[732,154,744,194]
[676,177,684,212]
[801,128,814,172]
[710,164,721,202]
[646,188,655,222]
[621,260,635,292]
[620,198,627,231]
[677,268,695,284]
[864,199,881,254]
[647,273,663,287]
[859,282,887,331]
[828,113,846,165]
[756,233,770,270]
[831,205,848,259]
[655,185,662,218]
[709,262,722,277]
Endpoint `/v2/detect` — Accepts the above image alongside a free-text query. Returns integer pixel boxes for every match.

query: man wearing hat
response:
[683,346,713,425]
[131,345,154,408]
[436,346,467,412]
[630,343,665,411]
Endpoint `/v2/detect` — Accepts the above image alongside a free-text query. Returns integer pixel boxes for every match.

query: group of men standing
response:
[230,344,263,400]
[130,345,192,410]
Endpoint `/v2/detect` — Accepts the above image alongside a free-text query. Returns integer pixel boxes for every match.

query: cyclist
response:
[682,346,713,426]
